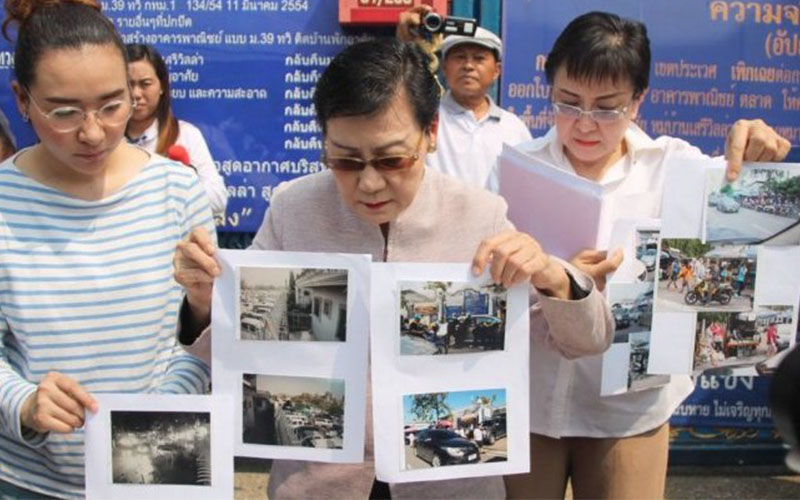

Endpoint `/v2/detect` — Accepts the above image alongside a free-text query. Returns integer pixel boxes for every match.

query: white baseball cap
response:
[440,27,503,60]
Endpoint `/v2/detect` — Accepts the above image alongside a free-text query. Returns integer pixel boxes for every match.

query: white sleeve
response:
[177,120,229,216]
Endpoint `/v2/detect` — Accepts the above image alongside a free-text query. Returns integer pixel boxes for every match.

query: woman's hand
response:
[472,229,570,299]
[569,248,624,292]
[396,4,434,42]
[173,226,221,326]
[725,119,791,181]
[20,372,97,434]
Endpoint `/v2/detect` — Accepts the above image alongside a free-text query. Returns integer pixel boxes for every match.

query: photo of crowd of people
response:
[656,239,757,313]
[693,306,795,375]
[239,267,348,342]
[242,374,344,449]
[399,281,507,355]
[705,166,800,244]
[402,389,507,470]
[111,411,211,486]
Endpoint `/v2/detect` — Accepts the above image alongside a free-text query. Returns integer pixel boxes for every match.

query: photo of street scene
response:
[694,306,795,375]
[627,331,669,392]
[402,389,507,470]
[239,267,348,342]
[656,239,756,313]
[705,166,800,244]
[608,282,654,343]
[399,281,506,355]
[242,373,344,449]
[634,229,661,283]
[111,411,211,486]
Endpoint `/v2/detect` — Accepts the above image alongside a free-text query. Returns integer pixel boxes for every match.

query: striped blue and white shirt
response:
[0,151,214,498]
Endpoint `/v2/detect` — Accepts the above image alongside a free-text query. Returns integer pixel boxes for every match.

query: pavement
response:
[656,282,754,313]
[707,206,797,243]
[231,460,800,499]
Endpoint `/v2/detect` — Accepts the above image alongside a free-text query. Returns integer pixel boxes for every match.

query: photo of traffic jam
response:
[402,389,507,470]
[705,165,800,244]
[656,239,757,313]
[399,281,507,355]
[693,306,795,376]
[238,267,348,342]
[242,374,344,449]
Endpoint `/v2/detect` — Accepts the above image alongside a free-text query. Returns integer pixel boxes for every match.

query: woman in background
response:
[125,43,228,215]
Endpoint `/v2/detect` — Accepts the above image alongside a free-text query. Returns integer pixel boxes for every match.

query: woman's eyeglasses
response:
[27,92,133,133]
[322,133,425,172]
[551,101,630,123]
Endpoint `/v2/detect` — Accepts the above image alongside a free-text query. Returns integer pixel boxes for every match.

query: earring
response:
[21,113,29,123]
[428,142,437,152]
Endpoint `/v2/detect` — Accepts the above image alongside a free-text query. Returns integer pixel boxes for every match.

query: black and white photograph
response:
[656,238,757,313]
[239,266,348,342]
[399,281,507,355]
[402,389,507,470]
[705,165,800,244]
[111,411,211,486]
[694,306,795,375]
[242,373,345,449]
[634,229,661,283]
[609,282,653,343]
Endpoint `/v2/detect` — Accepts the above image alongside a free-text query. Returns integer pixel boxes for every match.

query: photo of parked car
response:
[413,429,480,467]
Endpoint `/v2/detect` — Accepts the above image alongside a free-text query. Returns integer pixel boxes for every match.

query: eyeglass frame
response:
[25,90,134,133]
[550,100,633,124]
[321,132,427,172]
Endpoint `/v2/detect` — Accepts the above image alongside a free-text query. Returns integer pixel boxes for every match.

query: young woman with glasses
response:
[505,11,791,499]
[174,38,615,498]
[125,43,228,216]
[0,0,214,497]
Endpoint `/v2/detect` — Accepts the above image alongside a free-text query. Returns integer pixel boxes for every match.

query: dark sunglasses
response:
[322,133,425,172]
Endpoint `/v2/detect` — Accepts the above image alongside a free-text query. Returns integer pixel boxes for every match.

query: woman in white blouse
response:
[504,11,791,499]
[125,43,228,215]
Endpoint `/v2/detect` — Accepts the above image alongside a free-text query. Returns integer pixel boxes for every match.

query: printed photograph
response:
[627,331,669,392]
[111,411,211,486]
[239,267,348,342]
[608,282,654,343]
[656,239,757,313]
[402,389,507,470]
[694,306,795,375]
[705,166,800,244]
[399,281,507,355]
[634,229,661,283]
[242,374,344,449]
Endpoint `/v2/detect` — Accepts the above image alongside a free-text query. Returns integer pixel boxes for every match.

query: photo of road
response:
[239,267,348,342]
[705,166,800,243]
[242,374,344,449]
[656,239,756,313]
[402,389,507,470]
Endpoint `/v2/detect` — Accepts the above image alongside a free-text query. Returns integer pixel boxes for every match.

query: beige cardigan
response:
[184,168,613,499]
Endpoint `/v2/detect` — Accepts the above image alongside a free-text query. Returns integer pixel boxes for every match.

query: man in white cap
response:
[398,6,532,193]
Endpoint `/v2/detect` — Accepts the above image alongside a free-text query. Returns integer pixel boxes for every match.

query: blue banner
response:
[463,289,489,315]
[0,0,366,232]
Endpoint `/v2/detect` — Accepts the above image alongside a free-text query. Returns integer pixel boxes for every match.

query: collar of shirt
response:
[127,119,159,149]
[441,90,502,123]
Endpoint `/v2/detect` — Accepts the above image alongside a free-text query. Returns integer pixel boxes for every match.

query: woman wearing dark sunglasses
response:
[174,38,614,499]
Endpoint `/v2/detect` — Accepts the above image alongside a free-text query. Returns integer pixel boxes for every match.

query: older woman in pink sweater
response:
[174,38,613,499]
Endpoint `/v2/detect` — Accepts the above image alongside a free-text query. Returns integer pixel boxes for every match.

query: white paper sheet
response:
[648,312,697,375]
[85,394,233,500]
[499,144,608,260]
[660,157,724,239]
[606,218,661,284]
[371,263,530,483]
[211,250,371,462]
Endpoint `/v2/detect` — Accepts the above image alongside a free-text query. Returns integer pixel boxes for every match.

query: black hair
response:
[126,43,179,154]
[3,0,127,90]
[544,11,650,98]
[313,38,439,135]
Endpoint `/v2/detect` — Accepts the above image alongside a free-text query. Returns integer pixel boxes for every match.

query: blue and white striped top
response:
[0,151,214,499]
